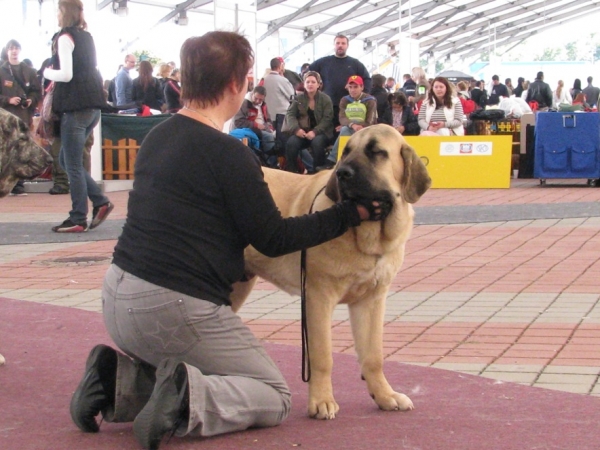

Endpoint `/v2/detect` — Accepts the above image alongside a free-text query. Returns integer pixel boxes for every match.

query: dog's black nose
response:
[336,165,355,181]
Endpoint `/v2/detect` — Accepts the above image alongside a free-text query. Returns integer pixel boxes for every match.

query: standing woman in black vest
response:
[43,0,113,233]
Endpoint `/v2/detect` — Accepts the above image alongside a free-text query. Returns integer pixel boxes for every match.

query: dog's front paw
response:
[375,392,414,411]
[308,397,339,420]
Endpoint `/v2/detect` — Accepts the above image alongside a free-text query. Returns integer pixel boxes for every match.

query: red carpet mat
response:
[1,296,599,450]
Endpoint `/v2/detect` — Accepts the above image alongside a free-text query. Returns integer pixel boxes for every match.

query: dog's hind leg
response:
[230,274,257,313]
[348,294,414,412]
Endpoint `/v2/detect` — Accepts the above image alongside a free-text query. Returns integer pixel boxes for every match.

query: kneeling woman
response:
[418,76,464,136]
[284,71,334,173]
[68,31,379,450]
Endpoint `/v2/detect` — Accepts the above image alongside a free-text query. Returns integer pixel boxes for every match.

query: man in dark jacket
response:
[399,74,416,99]
[0,39,41,195]
[526,71,553,111]
[582,76,600,108]
[370,74,392,125]
[470,80,487,108]
[487,75,509,105]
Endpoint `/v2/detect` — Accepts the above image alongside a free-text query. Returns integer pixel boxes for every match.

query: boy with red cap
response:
[316,75,377,170]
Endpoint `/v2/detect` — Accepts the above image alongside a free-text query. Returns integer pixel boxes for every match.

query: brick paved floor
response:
[1,179,599,396]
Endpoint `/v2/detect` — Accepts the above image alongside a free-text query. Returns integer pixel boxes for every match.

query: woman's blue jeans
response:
[59,109,109,223]
[285,134,329,173]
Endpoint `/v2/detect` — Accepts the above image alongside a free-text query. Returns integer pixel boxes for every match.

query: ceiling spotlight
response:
[303,28,313,39]
[112,0,128,17]
[363,39,372,50]
[174,11,188,26]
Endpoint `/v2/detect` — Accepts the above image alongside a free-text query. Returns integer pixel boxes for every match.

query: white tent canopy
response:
[5,0,600,79]
[110,0,600,61]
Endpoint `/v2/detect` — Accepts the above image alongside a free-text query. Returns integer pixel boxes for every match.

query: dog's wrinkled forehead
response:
[343,126,404,164]
[1,110,28,142]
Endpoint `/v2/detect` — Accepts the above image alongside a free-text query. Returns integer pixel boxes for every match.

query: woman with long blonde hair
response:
[553,79,572,107]
[411,66,430,104]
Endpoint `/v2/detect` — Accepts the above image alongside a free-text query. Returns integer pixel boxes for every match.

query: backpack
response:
[229,128,261,149]
[470,109,505,121]
[229,128,272,166]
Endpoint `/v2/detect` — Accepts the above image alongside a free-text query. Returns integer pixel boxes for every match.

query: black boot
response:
[69,345,117,432]
[133,358,189,450]
[70,345,156,432]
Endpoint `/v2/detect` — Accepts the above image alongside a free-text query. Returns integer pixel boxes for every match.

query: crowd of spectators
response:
[4,27,600,181]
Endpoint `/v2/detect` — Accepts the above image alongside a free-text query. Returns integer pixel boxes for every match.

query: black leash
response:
[301,185,327,382]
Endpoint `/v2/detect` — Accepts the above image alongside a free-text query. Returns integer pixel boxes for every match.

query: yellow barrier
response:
[404,136,512,188]
[336,134,512,188]
[337,135,351,161]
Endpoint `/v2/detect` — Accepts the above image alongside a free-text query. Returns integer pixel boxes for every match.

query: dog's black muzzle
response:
[336,163,394,221]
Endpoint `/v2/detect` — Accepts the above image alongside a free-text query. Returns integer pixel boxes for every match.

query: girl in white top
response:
[553,80,572,108]
[418,76,464,136]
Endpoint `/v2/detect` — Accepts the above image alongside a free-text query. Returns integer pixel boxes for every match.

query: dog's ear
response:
[324,168,340,202]
[324,145,352,201]
[400,143,431,203]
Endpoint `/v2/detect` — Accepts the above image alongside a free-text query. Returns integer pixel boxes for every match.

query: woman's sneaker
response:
[90,202,114,230]
[52,218,88,233]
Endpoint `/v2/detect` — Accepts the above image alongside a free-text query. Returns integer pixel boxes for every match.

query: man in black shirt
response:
[487,75,509,105]
[470,80,487,108]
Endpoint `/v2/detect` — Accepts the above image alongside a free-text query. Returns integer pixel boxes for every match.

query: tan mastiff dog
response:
[0,109,52,198]
[231,124,431,419]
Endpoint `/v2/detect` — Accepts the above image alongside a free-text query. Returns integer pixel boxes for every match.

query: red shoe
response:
[52,218,88,233]
[90,202,114,230]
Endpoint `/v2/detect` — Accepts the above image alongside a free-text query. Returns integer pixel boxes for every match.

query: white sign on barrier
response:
[439,142,493,156]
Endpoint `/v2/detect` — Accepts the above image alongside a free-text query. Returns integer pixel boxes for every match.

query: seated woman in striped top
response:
[418,76,464,136]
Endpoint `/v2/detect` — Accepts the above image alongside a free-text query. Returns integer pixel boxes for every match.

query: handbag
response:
[36,82,59,140]
[280,114,291,134]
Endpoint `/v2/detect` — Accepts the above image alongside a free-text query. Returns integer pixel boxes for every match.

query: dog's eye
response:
[365,146,388,160]
[364,138,388,160]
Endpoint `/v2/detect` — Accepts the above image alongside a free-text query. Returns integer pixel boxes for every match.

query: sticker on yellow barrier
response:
[440,141,493,156]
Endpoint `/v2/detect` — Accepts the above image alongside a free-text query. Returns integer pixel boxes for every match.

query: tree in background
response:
[534,47,562,61]
[133,50,161,68]
[565,42,578,61]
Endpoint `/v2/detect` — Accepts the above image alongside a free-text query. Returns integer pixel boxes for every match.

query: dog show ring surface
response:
[404,135,513,188]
